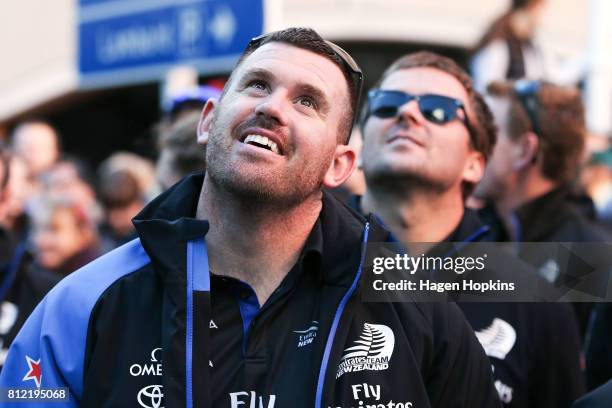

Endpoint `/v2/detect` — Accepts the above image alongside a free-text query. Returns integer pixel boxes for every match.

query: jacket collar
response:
[133,173,209,284]
[445,208,491,243]
[132,172,387,287]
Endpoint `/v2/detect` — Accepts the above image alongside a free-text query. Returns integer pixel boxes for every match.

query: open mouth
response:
[242,134,282,155]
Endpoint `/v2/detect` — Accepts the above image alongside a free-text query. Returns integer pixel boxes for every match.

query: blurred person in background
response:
[0,145,59,369]
[0,146,11,258]
[98,151,158,201]
[30,195,100,277]
[359,51,585,407]
[581,148,612,225]
[471,80,611,335]
[471,0,584,92]
[2,155,31,236]
[42,156,101,225]
[10,120,61,198]
[98,170,143,252]
[155,85,221,190]
[156,111,206,190]
[166,84,222,124]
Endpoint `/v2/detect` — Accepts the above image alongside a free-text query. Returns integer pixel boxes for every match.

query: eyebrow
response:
[296,83,330,114]
[239,67,331,115]
[240,68,274,83]
[238,67,275,87]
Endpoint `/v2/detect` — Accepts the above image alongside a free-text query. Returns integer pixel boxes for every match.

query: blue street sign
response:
[78,0,263,86]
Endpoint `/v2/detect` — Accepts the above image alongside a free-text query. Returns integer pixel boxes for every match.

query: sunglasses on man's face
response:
[367,89,473,131]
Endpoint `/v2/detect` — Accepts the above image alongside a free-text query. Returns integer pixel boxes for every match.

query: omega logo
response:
[130,348,163,377]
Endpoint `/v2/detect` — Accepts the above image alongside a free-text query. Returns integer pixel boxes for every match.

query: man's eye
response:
[297,96,317,109]
[248,80,267,91]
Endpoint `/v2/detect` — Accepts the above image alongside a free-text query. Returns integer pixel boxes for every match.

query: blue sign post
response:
[78,0,263,87]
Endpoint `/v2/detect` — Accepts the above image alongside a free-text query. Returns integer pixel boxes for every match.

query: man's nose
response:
[398,99,426,127]
[254,89,289,126]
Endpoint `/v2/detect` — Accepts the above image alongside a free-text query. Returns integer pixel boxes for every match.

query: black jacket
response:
[352,195,585,407]
[0,174,500,407]
[479,188,612,337]
[451,211,586,408]
[481,187,610,244]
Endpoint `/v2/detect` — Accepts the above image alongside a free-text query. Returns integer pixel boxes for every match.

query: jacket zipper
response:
[186,238,210,408]
[315,222,370,408]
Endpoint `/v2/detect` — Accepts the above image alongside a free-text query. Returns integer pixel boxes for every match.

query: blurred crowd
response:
[0,84,222,364]
[0,0,612,405]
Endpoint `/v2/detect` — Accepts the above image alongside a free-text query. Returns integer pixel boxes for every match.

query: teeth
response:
[270,143,279,154]
[244,134,280,155]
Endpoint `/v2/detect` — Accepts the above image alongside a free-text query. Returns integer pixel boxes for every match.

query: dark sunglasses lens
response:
[372,105,399,118]
[419,95,457,124]
[370,92,407,118]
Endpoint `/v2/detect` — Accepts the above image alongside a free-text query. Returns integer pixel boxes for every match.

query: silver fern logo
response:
[475,318,517,360]
[336,323,395,379]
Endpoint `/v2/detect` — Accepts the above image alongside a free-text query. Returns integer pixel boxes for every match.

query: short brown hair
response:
[99,170,141,209]
[487,81,585,183]
[362,51,497,196]
[228,27,361,143]
[157,111,205,182]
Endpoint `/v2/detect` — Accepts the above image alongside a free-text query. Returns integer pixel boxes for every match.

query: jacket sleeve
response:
[0,238,151,408]
[0,291,82,407]
[425,302,502,408]
[572,379,612,408]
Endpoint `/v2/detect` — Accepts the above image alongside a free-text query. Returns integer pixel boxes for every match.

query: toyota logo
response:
[137,385,164,408]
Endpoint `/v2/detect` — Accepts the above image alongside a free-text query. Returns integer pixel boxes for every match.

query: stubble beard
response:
[363,156,452,200]
[205,114,333,210]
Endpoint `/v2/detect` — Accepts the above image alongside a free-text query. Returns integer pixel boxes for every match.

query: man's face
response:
[5,156,29,221]
[45,163,96,210]
[362,67,483,194]
[33,207,91,270]
[0,161,6,223]
[13,124,59,177]
[204,42,350,205]
[472,97,515,201]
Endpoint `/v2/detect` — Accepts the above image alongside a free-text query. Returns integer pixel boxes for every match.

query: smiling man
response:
[1,29,498,407]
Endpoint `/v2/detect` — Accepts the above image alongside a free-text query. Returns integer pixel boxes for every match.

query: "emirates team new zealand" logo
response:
[336,323,395,379]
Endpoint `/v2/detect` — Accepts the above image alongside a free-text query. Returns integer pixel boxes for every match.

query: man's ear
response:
[463,150,486,185]
[322,144,357,189]
[197,98,218,146]
[512,131,539,171]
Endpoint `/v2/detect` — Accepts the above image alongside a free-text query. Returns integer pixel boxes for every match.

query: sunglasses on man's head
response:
[367,89,472,129]
[513,79,541,136]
